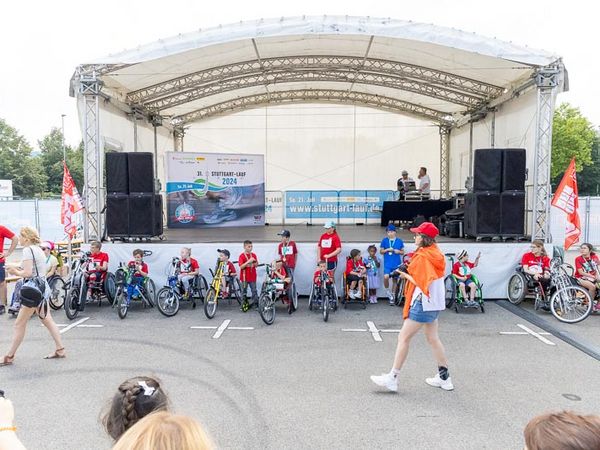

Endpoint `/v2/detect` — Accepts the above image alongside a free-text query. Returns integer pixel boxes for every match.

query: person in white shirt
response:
[418,167,431,197]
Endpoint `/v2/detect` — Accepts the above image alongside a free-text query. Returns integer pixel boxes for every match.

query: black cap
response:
[217,249,230,257]
[277,229,291,237]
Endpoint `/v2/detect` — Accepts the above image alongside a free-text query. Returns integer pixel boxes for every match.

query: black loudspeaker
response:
[464,192,501,236]
[106,194,130,237]
[501,191,525,235]
[106,153,129,194]
[129,193,155,236]
[128,152,154,193]
[153,194,164,237]
[446,220,464,238]
[473,149,503,192]
[502,149,526,191]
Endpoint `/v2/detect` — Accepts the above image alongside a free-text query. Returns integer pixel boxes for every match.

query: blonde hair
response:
[112,411,213,450]
[19,226,41,245]
[524,410,600,450]
[531,240,547,257]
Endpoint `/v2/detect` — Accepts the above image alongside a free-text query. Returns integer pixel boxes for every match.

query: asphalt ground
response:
[0,294,598,450]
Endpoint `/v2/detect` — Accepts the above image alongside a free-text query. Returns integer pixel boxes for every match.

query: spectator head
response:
[40,241,54,254]
[102,376,169,442]
[367,245,377,255]
[19,226,41,246]
[218,249,230,261]
[419,167,427,176]
[409,222,438,248]
[180,247,192,259]
[401,170,408,178]
[243,240,253,251]
[579,243,594,256]
[111,411,213,450]
[133,249,144,259]
[530,240,547,257]
[350,249,361,260]
[524,410,600,450]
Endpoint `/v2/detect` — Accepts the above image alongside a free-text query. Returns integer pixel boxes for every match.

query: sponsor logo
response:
[175,203,195,224]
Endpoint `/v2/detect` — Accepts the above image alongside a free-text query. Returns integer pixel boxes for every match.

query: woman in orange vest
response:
[370,222,453,392]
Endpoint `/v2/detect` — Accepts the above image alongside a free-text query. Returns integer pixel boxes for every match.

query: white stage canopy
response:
[71,16,567,242]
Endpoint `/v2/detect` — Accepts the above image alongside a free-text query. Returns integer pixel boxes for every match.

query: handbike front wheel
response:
[49,277,66,310]
[322,289,330,322]
[157,287,179,317]
[117,291,128,319]
[258,292,275,325]
[550,285,592,324]
[204,287,218,319]
[64,287,80,320]
[145,279,157,307]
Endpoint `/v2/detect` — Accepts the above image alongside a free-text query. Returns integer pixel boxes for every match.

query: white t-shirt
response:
[21,245,47,278]
[419,174,431,194]
[46,254,59,276]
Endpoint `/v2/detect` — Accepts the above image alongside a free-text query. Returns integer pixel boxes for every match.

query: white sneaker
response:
[425,373,454,391]
[370,372,398,392]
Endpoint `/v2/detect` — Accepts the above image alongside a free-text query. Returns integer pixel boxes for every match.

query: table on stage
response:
[380,200,453,225]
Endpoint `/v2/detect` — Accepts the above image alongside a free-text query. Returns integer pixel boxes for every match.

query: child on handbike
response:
[127,249,149,295]
[177,247,199,299]
[452,250,481,306]
[345,249,366,299]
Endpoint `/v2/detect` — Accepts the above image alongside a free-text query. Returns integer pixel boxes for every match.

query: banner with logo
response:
[165,152,265,228]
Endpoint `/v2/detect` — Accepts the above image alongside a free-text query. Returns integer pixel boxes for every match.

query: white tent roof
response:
[74,15,564,126]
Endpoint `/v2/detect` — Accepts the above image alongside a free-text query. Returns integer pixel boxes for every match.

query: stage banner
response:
[166,152,265,227]
[285,190,339,222]
[265,191,284,225]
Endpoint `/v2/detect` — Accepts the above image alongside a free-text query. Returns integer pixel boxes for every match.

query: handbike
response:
[156,257,208,317]
[114,260,156,319]
[204,258,244,319]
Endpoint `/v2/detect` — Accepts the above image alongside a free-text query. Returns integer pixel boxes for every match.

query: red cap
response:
[409,222,439,238]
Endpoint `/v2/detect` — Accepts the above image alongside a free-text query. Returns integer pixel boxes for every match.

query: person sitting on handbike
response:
[521,240,550,290]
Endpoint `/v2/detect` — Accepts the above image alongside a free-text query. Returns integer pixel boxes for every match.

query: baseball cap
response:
[277,230,291,237]
[401,170,408,175]
[217,248,230,257]
[323,220,336,229]
[409,222,439,239]
[386,224,396,232]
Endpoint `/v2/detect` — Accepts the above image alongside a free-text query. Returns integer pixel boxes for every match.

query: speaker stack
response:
[106,152,163,240]
[464,148,526,239]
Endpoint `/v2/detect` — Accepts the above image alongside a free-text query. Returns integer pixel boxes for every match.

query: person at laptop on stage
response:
[397,171,415,200]
[418,167,431,199]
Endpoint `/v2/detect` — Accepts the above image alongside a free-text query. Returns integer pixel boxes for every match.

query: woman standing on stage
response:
[370,222,452,392]
[1,227,65,366]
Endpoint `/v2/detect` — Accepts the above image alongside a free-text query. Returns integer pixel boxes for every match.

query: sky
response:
[0,0,597,148]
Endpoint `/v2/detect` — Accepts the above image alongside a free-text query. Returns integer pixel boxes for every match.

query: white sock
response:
[390,368,401,377]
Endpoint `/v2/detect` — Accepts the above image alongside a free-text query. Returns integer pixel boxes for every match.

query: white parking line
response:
[342,321,402,342]
[499,324,555,346]
[190,319,254,339]
[517,324,556,346]
[59,317,90,334]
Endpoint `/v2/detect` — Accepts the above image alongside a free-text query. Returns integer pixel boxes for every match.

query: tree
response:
[0,118,47,197]
[577,132,600,196]
[37,128,84,194]
[551,103,595,178]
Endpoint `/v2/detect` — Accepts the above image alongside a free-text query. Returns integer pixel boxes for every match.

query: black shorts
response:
[346,274,361,283]
[0,262,5,282]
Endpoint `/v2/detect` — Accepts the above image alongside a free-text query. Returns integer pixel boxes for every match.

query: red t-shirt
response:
[574,254,600,279]
[238,252,258,282]
[345,258,366,276]
[452,261,475,279]
[222,260,236,277]
[521,252,550,274]
[128,261,149,278]
[313,269,334,285]
[271,265,288,280]
[318,232,342,262]
[0,225,15,264]
[89,252,109,271]
[179,257,199,274]
[278,241,298,268]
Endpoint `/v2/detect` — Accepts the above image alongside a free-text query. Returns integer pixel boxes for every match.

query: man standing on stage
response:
[0,224,18,315]
[418,167,431,198]
[397,171,414,200]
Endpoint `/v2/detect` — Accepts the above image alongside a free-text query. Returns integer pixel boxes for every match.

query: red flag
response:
[551,158,580,250]
[61,162,84,238]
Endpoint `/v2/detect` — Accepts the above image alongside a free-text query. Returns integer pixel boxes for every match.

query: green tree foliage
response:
[577,133,600,196]
[0,118,47,197]
[551,103,595,178]
[38,128,84,194]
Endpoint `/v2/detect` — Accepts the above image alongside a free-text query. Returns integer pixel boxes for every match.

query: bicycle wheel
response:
[507,272,527,305]
[104,273,117,305]
[394,278,406,306]
[443,276,456,308]
[117,291,128,319]
[308,286,315,311]
[49,277,66,310]
[157,287,179,317]
[193,275,209,303]
[290,282,298,312]
[322,287,330,322]
[550,285,592,324]
[145,279,156,307]
[78,278,88,312]
[232,278,244,306]
[204,287,218,319]
[258,292,275,325]
[64,286,80,320]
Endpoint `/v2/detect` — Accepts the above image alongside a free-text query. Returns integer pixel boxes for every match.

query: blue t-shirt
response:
[380,236,404,269]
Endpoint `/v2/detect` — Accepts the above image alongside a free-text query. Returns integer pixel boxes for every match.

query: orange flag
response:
[551,158,580,250]
[61,162,84,238]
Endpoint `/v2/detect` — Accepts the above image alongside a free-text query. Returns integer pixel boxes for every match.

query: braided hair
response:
[102,376,169,441]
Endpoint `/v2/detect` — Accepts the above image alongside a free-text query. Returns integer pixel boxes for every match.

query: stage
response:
[96,224,540,299]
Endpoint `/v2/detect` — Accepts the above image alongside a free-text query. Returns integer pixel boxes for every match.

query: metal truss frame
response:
[532,67,560,242]
[127,56,502,107]
[171,89,452,125]
[439,126,451,198]
[79,71,103,241]
[141,68,485,113]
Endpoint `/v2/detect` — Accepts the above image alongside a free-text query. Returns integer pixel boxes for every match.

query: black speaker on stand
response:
[128,152,154,194]
[473,149,503,192]
[106,153,129,194]
[464,192,501,237]
[106,194,130,238]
